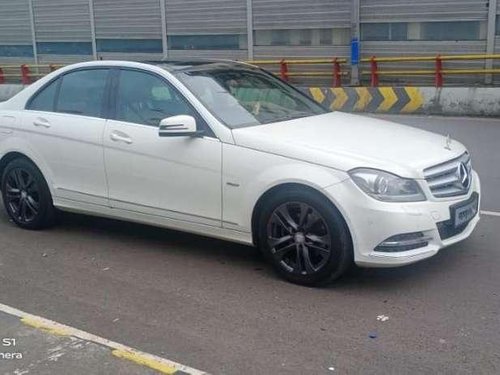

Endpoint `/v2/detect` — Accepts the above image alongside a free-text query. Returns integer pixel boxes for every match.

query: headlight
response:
[349,168,426,202]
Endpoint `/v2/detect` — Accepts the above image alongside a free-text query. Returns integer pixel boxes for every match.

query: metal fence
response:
[2,54,500,87]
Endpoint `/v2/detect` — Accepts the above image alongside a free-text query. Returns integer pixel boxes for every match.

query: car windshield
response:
[173,66,328,128]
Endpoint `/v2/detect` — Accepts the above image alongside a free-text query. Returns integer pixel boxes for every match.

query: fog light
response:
[374,232,431,253]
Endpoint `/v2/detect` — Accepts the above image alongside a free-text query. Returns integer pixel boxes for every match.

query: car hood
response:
[231,112,467,179]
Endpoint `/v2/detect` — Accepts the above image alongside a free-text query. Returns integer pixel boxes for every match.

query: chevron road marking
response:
[309,87,325,105]
[377,87,399,112]
[331,88,349,110]
[354,87,373,111]
[401,87,424,113]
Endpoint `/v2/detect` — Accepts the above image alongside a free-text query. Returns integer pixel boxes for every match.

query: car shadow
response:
[0,203,478,291]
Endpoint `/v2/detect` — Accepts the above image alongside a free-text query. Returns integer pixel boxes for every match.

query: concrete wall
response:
[1,84,500,117]
[306,86,500,117]
[0,85,26,102]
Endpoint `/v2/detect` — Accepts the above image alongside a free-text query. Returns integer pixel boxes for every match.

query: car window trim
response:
[25,76,61,111]
[110,67,217,139]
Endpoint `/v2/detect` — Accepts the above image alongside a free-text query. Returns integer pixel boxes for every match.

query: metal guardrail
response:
[249,54,500,87]
[2,55,500,87]
[362,54,500,87]
[0,64,63,85]
[250,58,348,87]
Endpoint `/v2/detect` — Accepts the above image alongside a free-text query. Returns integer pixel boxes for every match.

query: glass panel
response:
[116,70,195,127]
[422,21,480,41]
[390,23,408,41]
[361,23,408,41]
[361,23,390,41]
[299,29,312,46]
[168,35,242,50]
[0,45,34,58]
[271,30,290,46]
[255,28,349,46]
[28,78,59,112]
[96,39,162,53]
[56,69,108,117]
[319,29,333,45]
[36,42,93,55]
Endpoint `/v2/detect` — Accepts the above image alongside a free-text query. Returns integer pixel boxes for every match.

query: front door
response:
[103,68,222,227]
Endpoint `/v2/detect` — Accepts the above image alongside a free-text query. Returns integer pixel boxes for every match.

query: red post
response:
[435,55,443,88]
[21,64,31,84]
[370,56,379,87]
[280,59,289,81]
[332,58,341,87]
[0,68,5,84]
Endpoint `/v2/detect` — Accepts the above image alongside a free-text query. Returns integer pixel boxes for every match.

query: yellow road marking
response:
[113,349,178,374]
[331,88,348,109]
[309,87,325,104]
[377,87,398,112]
[401,87,424,113]
[354,87,372,111]
[0,302,207,375]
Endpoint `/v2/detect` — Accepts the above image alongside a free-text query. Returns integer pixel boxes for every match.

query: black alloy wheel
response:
[4,167,40,224]
[259,188,352,286]
[267,202,332,275]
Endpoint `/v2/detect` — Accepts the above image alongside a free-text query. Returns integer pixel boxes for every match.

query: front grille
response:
[424,152,472,198]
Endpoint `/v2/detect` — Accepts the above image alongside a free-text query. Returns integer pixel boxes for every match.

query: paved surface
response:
[0,115,499,374]
[0,311,159,375]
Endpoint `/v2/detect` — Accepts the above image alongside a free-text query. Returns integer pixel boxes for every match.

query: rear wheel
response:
[1,158,55,230]
[258,188,352,286]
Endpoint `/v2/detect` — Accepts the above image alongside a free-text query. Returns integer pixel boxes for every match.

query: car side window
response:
[116,69,198,127]
[56,69,109,118]
[27,78,60,112]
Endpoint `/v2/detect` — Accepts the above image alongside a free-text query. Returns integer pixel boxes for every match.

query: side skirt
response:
[53,197,254,246]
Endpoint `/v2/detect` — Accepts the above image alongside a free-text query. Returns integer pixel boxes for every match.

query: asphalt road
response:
[0,115,499,374]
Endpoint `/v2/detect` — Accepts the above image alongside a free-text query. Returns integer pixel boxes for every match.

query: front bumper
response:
[322,170,481,267]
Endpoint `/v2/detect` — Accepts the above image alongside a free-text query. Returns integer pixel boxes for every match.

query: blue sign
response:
[351,38,360,65]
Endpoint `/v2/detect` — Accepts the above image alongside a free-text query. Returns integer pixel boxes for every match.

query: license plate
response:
[453,195,479,228]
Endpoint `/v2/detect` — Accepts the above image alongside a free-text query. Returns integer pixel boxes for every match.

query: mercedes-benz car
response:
[0,60,480,285]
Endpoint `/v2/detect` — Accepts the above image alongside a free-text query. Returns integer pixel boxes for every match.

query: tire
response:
[258,187,352,286]
[1,157,56,230]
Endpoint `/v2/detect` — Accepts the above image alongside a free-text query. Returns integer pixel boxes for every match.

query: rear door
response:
[23,68,111,206]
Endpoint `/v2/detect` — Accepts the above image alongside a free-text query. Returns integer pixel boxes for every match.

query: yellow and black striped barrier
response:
[307,87,425,114]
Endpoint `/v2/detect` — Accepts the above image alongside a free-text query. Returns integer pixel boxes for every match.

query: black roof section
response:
[143,59,257,72]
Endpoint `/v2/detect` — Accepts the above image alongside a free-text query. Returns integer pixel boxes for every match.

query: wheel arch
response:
[250,182,352,248]
[0,152,33,179]
[0,151,52,193]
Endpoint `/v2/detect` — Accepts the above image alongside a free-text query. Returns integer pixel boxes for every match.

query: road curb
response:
[0,302,207,375]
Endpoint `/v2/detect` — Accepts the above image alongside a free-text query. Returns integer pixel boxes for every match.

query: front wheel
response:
[258,188,352,286]
[1,158,56,230]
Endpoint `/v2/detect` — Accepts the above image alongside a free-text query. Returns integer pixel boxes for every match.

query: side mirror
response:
[159,115,204,137]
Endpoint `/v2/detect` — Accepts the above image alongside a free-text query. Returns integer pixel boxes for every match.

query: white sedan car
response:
[0,60,480,285]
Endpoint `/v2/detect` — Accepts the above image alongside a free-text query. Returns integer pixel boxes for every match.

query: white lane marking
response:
[0,302,207,375]
[481,210,500,217]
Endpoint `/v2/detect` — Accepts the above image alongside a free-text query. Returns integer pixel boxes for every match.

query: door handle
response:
[33,118,51,128]
[110,132,132,144]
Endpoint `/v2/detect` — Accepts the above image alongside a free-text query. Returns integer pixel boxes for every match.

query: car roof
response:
[144,59,258,72]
